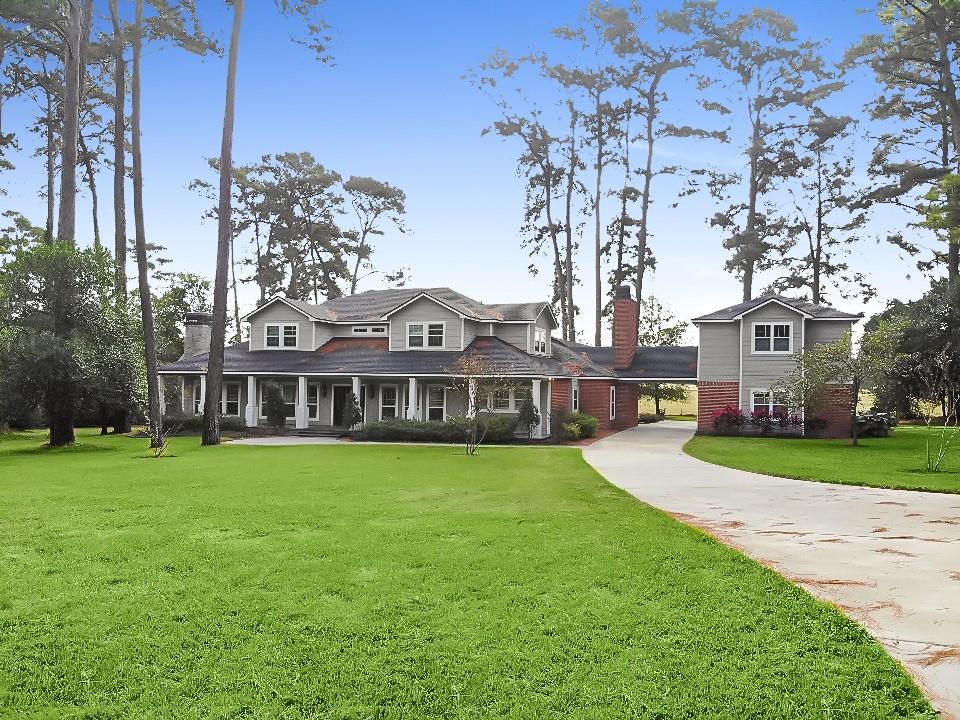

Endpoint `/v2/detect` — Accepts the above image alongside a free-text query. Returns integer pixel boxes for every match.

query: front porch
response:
[162,374,554,438]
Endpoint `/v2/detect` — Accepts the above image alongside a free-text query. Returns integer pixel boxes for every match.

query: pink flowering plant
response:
[713,405,745,433]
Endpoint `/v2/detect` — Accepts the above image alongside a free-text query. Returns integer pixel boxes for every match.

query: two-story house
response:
[158,286,699,438]
[693,295,862,437]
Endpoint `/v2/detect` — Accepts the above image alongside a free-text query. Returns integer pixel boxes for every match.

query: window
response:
[353,325,386,335]
[753,323,791,353]
[221,382,241,416]
[609,386,617,420]
[193,381,202,415]
[407,322,444,349]
[380,385,398,420]
[265,323,298,348]
[572,383,580,412]
[307,384,320,420]
[491,388,511,411]
[427,385,445,421]
[533,327,547,354]
[751,389,788,418]
[260,381,296,419]
[488,386,533,413]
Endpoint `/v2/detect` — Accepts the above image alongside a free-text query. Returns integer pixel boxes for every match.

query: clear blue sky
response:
[1,1,928,343]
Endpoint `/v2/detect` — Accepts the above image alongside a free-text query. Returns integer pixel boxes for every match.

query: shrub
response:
[565,412,598,437]
[516,397,541,438]
[162,413,246,434]
[637,413,662,424]
[857,412,897,438]
[260,382,287,427]
[354,416,518,444]
[713,405,745,434]
[561,422,582,440]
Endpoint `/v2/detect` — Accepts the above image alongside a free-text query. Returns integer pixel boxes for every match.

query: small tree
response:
[446,352,513,455]
[260,381,287,428]
[637,383,687,416]
[909,348,960,472]
[516,395,541,439]
[344,391,363,429]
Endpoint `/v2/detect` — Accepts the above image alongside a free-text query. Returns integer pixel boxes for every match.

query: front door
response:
[332,385,350,427]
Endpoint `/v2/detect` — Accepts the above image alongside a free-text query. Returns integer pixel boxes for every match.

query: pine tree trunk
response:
[57,0,83,246]
[79,132,100,249]
[635,84,658,311]
[564,102,578,342]
[109,0,127,302]
[592,91,604,347]
[132,0,163,448]
[203,0,244,446]
[230,232,242,343]
[44,88,55,244]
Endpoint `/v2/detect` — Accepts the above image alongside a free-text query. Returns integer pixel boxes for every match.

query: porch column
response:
[531,379,542,438]
[544,379,551,436]
[407,377,418,420]
[352,376,361,427]
[468,378,476,417]
[158,377,166,416]
[181,377,187,413]
[198,375,206,416]
[245,376,258,427]
[296,375,308,429]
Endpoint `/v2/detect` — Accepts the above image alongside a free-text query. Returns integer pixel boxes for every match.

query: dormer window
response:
[534,327,547,354]
[265,323,297,348]
[753,323,791,354]
[407,322,444,349]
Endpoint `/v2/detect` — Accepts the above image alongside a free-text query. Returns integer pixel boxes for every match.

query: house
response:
[158,286,698,437]
[693,295,862,438]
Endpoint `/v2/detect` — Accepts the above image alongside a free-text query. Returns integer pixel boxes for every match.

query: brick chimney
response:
[612,285,639,370]
[181,312,213,359]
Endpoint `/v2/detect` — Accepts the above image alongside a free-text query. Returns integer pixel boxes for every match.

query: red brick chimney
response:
[612,285,639,370]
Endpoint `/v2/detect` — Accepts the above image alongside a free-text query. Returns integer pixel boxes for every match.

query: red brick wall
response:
[578,379,637,432]
[612,288,639,370]
[811,385,854,439]
[551,378,571,418]
[697,381,739,433]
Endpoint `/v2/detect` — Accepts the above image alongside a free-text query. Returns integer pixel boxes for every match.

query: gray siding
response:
[805,320,853,350]
[388,297,461,350]
[249,304,311,351]
[495,323,530,352]
[739,305,803,407]
[534,312,553,354]
[463,320,481,348]
[697,323,740,381]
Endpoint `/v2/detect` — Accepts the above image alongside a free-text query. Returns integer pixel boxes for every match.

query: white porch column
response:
[296,375,308,429]
[198,375,206,416]
[351,376,361,426]
[544,379,552,436]
[245,376,258,427]
[158,377,166,416]
[181,377,187,413]
[468,378,477,417]
[531,379,542,438]
[407,377,418,420]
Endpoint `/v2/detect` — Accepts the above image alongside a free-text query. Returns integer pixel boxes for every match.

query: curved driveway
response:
[583,421,960,719]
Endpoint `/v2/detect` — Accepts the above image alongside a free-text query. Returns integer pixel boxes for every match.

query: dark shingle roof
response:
[692,294,861,322]
[252,288,552,324]
[558,341,697,380]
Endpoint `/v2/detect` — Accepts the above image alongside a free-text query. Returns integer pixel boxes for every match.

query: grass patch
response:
[664,414,697,422]
[0,429,933,718]
[685,426,960,493]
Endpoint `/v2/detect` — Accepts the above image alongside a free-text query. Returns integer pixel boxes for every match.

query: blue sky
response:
[1,1,930,343]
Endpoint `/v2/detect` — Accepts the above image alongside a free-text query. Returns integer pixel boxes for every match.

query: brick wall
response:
[612,287,639,370]
[697,381,739,433]
[811,385,854,439]
[578,379,638,432]
[551,378,571,420]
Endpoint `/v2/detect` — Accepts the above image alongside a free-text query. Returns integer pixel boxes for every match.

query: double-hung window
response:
[572,383,580,412]
[753,323,791,353]
[407,322,444,349]
[265,323,298,348]
[609,386,617,420]
[752,389,788,418]
[193,381,202,415]
[491,388,511,411]
[259,381,297,419]
[534,327,547,354]
[221,382,241,416]
[427,385,445,421]
[307,384,320,420]
[381,386,398,420]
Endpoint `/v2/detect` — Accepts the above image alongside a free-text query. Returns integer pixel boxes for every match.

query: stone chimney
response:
[181,312,213,359]
[612,285,639,370]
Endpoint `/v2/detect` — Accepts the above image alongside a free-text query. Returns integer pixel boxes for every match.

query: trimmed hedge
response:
[637,413,663,424]
[353,416,517,444]
[162,413,247,433]
[552,410,599,440]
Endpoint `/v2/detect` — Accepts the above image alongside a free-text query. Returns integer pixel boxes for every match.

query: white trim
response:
[426,383,446,421]
[750,321,793,355]
[526,323,532,354]
[240,296,319,322]
[738,319,744,408]
[379,384,399,420]
[405,320,445,350]
[732,298,813,320]
[351,325,387,335]
[572,379,580,412]
[220,381,242,415]
[264,322,299,349]
[749,387,790,416]
[306,382,321,421]
[609,386,617,420]
[460,318,465,349]
[381,292,469,319]
[258,378,298,421]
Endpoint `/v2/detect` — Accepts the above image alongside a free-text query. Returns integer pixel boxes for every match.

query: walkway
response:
[583,421,960,719]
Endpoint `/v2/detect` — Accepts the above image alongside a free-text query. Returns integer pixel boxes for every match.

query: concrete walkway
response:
[583,421,960,719]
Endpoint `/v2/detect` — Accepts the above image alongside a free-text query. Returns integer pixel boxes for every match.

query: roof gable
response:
[693,294,862,323]
[240,296,320,322]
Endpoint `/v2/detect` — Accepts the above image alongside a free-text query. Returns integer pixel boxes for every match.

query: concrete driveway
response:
[583,421,960,719]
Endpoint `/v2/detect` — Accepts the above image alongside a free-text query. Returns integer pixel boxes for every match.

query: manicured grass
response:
[664,414,697,422]
[685,426,960,493]
[0,430,933,718]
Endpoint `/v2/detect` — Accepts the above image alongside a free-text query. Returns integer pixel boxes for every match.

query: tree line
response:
[470,0,960,343]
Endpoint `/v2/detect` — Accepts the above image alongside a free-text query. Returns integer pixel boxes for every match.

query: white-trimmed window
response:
[609,386,617,420]
[307,384,320,420]
[352,325,386,335]
[753,322,791,353]
[487,386,532,413]
[534,327,547,354]
[221,382,241,416]
[491,388,511,411]
[751,389,788,417]
[260,381,297,419]
[572,382,580,412]
[407,322,444,349]
[192,381,202,415]
[265,323,298,348]
[380,385,398,420]
[427,385,446,421]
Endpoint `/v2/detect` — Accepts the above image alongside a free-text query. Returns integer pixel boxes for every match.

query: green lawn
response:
[685,426,960,493]
[0,430,933,719]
